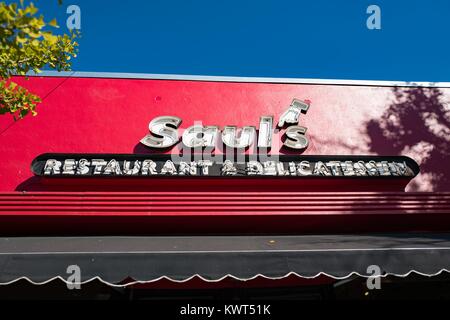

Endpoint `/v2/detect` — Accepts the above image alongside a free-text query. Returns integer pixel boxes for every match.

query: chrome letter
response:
[258,116,273,148]
[140,116,182,149]
[44,159,62,175]
[222,126,256,149]
[283,126,309,150]
[182,125,218,149]
[278,99,309,127]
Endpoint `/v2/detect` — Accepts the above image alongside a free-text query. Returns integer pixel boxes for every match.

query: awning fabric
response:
[0,234,449,286]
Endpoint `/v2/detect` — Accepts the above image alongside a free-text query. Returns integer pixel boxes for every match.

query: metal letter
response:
[222,126,256,149]
[376,161,391,176]
[197,160,213,175]
[43,159,62,175]
[354,161,368,176]
[365,161,379,176]
[258,116,273,148]
[103,159,122,175]
[76,159,90,175]
[278,99,309,127]
[91,159,107,175]
[263,161,277,176]
[161,160,177,175]
[313,161,332,176]
[390,162,412,176]
[182,125,218,149]
[62,159,76,175]
[140,116,182,149]
[221,160,237,176]
[341,161,355,176]
[141,160,157,175]
[326,161,342,176]
[277,162,289,176]
[178,162,198,175]
[283,126,309,150]
[288,162,297,175]
[298,161,312,176]
[123,160,141,176]
[247,161,263,175]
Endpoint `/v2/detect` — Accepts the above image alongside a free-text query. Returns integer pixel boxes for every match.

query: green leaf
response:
[48,18,58,27]
[42,32,58,44]
[20,109,29,118]
[0,1,79,119]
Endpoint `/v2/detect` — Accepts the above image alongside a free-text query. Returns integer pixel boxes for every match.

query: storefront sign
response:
[140,98,310,150]
[32,154,419,178]
[30,98,420,179]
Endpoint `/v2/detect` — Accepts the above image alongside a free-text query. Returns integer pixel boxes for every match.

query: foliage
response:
[0,79,40,119]
[0,1,78,119]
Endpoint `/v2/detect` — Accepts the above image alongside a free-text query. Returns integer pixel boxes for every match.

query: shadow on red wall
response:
[365,87,450,192]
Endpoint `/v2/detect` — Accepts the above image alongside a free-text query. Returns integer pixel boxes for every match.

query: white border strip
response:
[2,247,450,255]
[25,71,450,88]
[0,269,449,288]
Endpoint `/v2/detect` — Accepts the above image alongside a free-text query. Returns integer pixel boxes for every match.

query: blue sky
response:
[28,0,450,81]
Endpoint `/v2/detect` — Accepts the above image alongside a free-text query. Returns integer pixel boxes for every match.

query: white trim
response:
[0,269,449,287]
[24,71,450,88]
[1,247,450,255]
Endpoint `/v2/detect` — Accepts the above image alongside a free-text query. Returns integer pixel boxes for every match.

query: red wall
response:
[0,75,450,235]
[1,75,449,193]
